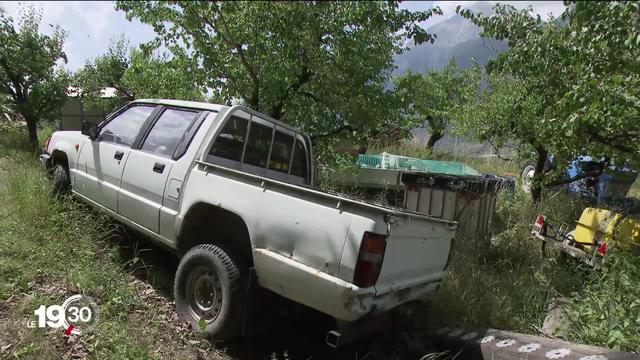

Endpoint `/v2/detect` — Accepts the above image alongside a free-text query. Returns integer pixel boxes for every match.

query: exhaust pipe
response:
[326,330,341,348]
[325,314,387,348]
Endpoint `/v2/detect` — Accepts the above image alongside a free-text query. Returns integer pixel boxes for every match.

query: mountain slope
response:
[394,3,506,73]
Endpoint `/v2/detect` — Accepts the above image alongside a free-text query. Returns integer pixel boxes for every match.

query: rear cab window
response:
[206,111,310,184]
[290,137,309,184]
[208,114,250,169]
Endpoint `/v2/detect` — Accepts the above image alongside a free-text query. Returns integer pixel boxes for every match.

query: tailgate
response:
[375,215,457,295]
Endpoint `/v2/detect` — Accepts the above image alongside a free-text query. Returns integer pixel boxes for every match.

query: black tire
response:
[52,163,70,194]
[174,244,246,340]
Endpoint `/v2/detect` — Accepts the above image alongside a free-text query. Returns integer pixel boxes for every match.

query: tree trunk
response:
[26,118,39,148]
[530,146,548,203]
[357,143,367,154]
[426,130,443,150]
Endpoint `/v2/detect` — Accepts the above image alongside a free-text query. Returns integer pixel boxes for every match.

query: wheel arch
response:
[51,149,69,169]
[177,202,254,267]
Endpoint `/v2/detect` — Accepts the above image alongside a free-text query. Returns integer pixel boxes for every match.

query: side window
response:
[209,116,248,162]
[243,121,273,168]
[291,138,308,181]
[99,105,155,146]
[141,109,199,157]
[268,131,294,173]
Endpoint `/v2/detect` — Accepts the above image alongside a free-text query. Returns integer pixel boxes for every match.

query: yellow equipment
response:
[532,207,640,266]
[573,207,640,251]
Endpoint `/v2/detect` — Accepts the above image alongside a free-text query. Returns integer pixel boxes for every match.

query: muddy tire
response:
[52,163,70,194]
[174,244,246,340]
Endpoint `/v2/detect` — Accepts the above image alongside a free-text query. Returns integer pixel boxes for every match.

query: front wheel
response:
[174,244,246,340]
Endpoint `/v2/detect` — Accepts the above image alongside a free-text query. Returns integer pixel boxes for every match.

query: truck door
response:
[118,108,201,233]
[75,105,157,211]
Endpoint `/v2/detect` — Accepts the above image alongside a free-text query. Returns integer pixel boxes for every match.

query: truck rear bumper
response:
[253,248,443,321]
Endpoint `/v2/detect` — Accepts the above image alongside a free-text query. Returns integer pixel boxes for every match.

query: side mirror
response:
[81,121,98,140]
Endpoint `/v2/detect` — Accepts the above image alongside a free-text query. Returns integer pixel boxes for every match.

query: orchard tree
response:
[556,1,640,162]
[116,1,441,143]
[459,2,640,201]
[458,4,572,201]
[394,57,480,150]
[0,7,69,146]
[74,36,131,112]
[455,73,542,159]
[75,36,206,113]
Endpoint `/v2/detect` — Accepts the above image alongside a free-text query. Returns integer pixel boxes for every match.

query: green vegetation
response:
[457,2,640,201]
[360,141,640,352]
[394,58,480,150]
[0,125,227,359]
[0,6,70,146]
[74,36,207,113]
[115,1,441,144]
[566,251,640,350]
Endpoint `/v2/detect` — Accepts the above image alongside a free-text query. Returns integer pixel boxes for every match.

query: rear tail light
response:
[533,214,546,234]
[353,232,387,288]
[597,242,608,255]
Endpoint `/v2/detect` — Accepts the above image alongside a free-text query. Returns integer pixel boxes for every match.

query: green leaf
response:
[197,318,206,333]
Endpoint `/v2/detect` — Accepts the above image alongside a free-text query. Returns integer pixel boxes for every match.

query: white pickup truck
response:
[41,99,457,343]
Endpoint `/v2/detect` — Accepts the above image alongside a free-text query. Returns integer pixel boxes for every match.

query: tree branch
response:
[310,124,355,142]
[270,49,312,120]
[544,161,606,188]
[589,131,637,154]
[0,57,23,100]
[200,7,260,109]
[109,83,134,100]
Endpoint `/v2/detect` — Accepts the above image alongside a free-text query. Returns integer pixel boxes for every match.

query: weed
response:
[0,127,227,359]
[565,250,640,351]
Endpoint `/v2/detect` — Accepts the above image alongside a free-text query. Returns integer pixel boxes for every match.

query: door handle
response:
[114,151,124,160]
[153,162,165,174]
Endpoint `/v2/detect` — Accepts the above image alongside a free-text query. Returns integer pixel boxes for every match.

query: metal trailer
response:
[333,153,513,247]
[402,172,506,247]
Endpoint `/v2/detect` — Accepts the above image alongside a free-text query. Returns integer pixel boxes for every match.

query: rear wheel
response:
[521,164,535,194]
[174,244,246,340]
[52,163,70,194]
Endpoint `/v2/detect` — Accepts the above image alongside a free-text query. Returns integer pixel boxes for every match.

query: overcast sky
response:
[0,1,565,72]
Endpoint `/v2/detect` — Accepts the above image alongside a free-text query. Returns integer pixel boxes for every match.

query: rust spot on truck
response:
[344,291,373,314]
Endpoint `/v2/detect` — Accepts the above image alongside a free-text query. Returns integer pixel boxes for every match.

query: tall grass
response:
[429,189,586,333]
[565,250,640,351]
[0,125,226,359]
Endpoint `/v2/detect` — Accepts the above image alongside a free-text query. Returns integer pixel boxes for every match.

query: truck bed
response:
[185,160,457,320]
